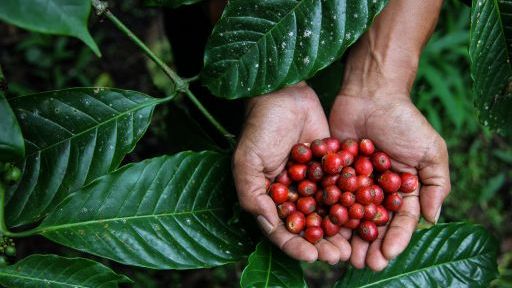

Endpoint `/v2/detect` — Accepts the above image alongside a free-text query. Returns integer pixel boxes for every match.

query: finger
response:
[382,190,420,260]
[365,226,389,272]
[339,227,352,240]
[326,233,352,262]
[350,235,369,269]
[315,239,341,265]
[419,161,451,224]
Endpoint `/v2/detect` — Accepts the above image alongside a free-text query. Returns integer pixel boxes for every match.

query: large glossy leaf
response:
[0,92,25,162]
[335,223,499,287]
[37,151,251,269]
[240,240,307,288]
[6,88,161,227]
[201,0,388,99]
[0,254,131,288]
[469,0,512,135]
[144,0,204,8]
[0,0,100,56]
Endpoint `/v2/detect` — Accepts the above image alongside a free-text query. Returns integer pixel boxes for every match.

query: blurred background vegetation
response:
[0,0,510,287]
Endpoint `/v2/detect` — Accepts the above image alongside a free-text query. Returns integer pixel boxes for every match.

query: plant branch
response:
[0,182,37,238]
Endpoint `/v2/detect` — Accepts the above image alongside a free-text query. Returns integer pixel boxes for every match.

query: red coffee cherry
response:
[322,216,340,237]
[288,186,299,202]
[322,153,343,175]
[356,186,375,205]
[337,175,358,192]
[323,185,341,205]
[379,171,402,193]
[286,211,305,234]
[297,196,316,214]
[276,170,292,186]
[288,164,308,181]
[340,191,356,207]
[329,204,349,225]
[358,220,378,242]
[277,202,296,218]
[338,150,354,167]
[290,143,313,164]
[349,203,365,219]
[304,226,324,244]
[359,139,375,155]
[323,137,341,153]
[314,190,324,205]
[400,172,419,193]
[384,193,403,212]
[373,205,390,226]
[372,152,391,172]
[311,139,328,158]
[270,183,288,204]
[355,156,373,176]
[341,167,356,177]
[307,161,324,182]
[321,174,340,188]
[341,139,359,156]
[316,206,328,217]
[344,218,360,230]
[364,203,377,220]
[372,184,385,205]
[298,180,317,196]
[355,175,373,189]
[306,212,322,227]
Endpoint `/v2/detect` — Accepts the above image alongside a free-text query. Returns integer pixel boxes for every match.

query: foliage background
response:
[0,0,510,287]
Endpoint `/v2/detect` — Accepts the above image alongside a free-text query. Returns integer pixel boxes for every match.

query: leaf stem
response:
[0,183,37,238]
[93,2,235,146]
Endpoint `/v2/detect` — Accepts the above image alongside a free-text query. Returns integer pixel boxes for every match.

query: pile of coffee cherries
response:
[266,138,418,244]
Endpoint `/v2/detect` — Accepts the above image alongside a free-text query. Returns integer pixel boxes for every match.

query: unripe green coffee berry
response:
[5,246,15,257]
[3,166,21,184]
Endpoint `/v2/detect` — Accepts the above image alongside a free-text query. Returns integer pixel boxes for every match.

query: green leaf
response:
[202,0,388,99]
[469,0,512,135]
[38,151,251,269]
[240,240,307,288]
[0,254,131,288]
[0,0,100,56]
[144,0,204,8]
[335,223,499,288]
[6,88,161,227]
[0,92,25,162]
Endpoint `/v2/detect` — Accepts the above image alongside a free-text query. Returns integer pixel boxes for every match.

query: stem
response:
[95,3,235,145]
[0,183,37,238]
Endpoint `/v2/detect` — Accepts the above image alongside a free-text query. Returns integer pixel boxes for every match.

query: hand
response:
[329,92,450,271]
[233,82,351,264]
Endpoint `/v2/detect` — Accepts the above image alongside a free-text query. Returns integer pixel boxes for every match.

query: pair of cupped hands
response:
[233,81,451,271]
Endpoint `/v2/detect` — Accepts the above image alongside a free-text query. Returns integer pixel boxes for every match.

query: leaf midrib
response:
[0,271,89,288]
[351,250,494,288]
[38,207,223,234]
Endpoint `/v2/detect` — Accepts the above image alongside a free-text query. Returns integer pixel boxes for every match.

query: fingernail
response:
[257,215,274,235]
[434,207,442,224]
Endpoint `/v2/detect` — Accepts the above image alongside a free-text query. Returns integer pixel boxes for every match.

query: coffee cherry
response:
[316,206,328,217]
[341,139,359,156]
[306,212,322,227]
[297,197,316,214]
[355,156,373,176]
[337,175,358,192]
[349,203,364,219]
[291,143,313,164]
[323,137,341,153]
[314,190,324,205]
[322,153,343,175]
[286,211,305,234]
[321,175,340,188]
[344,218,360,229]
[304,227,324,244]
[3,166,21,185]
[270,183,288,204]
[322,216,340,236]
[358,221,378,242]
[364,203,377,220]
[298,180,317,196]
[341,167,356,177]
[276,170,292,186]
[329,204,348,225]
[372,184,385,205]
[277,202,296,218]
[307,161,324,182]
[288,164,308,181]
[322,185,341,205]
[288,186,299,202]
[311,139,328,158]
[338,150,354,167]
[355,175,373,189]
[400,173,418,193]
[4,246,15,257]
[373,205,390,226]
[379,171,402,193]
[384,193,402,212]
[372,152,391,172]
[340,191,356,207]
[356,186,374,205]
[359,139,375,155]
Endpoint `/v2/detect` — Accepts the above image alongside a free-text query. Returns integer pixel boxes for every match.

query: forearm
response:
[342,0,443,96]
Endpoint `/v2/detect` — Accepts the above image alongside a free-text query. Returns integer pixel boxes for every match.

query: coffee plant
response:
[0,0,505,287]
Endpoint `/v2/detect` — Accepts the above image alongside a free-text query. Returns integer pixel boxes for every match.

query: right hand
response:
[233,82,352,264]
